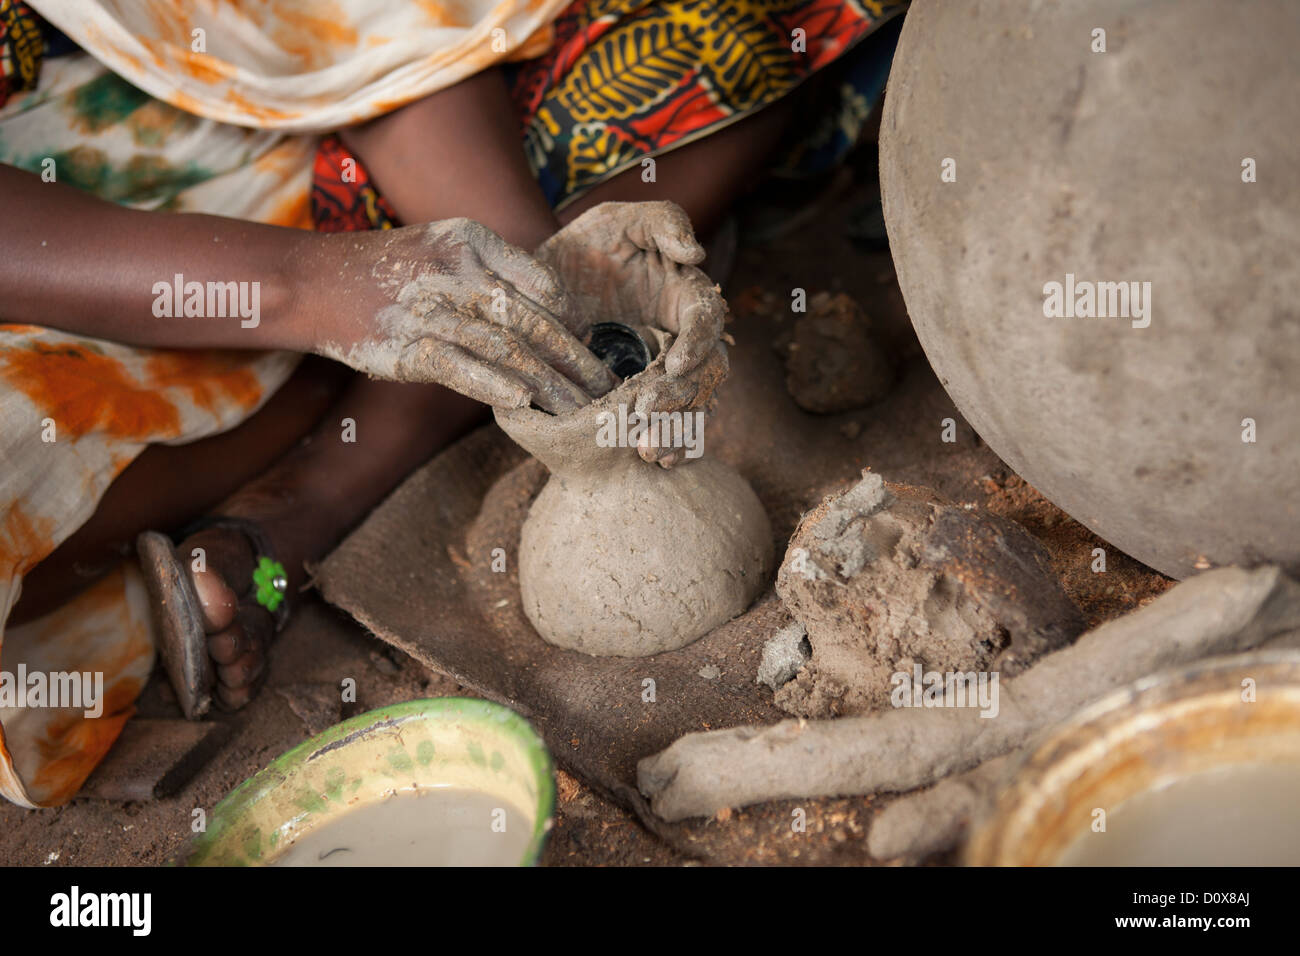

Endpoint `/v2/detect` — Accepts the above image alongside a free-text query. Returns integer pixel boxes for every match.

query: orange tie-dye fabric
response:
[0,331,297,807]
[31,0,567,132]
[2,1,569,808]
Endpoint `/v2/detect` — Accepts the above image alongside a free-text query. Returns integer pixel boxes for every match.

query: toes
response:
[217,681,255,710]
[191,566,238,632]
[211,605,274,710]
[216,647,267,710]
[217,647,265,690]
[207,622,252,665]
[181,528,254,633]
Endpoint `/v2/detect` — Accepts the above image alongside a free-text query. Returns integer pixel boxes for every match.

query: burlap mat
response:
[314,305,1039,863]
[313,266,1172,863]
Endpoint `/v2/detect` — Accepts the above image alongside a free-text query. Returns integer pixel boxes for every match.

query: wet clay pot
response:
[494,350,773,657]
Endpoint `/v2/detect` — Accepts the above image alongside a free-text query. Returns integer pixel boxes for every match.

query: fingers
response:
[401,212,719,407]
[632,346,729,466]
[397,339,533,408]
[388,288,602,409]
[392,303,599,412]
[554,205,722,379]
[634,344,729,416]
[354,221,606,410]
[660,266,726,377]
[464,226,618,398]
[493,289,618,398]
[476,233,574,319]
[625,201,706,266]
[570,201,706,265]
[399,331,586,415]
[451,319,590,413]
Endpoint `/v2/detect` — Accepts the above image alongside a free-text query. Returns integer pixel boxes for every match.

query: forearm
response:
[0,163,316,351]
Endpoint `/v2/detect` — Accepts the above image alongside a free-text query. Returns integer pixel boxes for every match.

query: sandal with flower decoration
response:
[137,517,289,719]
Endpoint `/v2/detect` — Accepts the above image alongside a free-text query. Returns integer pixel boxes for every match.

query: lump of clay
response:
[757,622,811,691]
[494,346,773,657]
[776,292,895,414]
[772,472,1083,717]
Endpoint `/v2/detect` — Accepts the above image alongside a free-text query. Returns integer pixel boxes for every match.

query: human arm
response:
[0,163,613,411]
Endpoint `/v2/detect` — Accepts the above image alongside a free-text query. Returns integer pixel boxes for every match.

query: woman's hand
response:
[537,201,729,465]
[537,201,725,375]
[305,218,617,413]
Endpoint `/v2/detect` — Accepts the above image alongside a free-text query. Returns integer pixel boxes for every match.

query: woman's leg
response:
[9,356,351,626]
[341,65,799,244]
[16,359,482,708]
[179,376,484,708]
[340,69,560,250]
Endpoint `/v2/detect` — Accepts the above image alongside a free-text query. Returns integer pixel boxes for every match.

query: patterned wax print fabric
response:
[312,0,908,228]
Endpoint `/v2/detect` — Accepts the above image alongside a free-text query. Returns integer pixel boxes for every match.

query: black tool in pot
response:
[586,322,653,380]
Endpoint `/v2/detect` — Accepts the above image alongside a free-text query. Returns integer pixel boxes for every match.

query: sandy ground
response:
[0,163,1171,867]
[0,599,686,866]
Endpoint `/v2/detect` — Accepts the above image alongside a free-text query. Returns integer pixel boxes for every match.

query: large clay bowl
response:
[880,0,1300,578]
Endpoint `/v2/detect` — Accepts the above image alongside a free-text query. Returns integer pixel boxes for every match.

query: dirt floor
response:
[0,159,1171,867]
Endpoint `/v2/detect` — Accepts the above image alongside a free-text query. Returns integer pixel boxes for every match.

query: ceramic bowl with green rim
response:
[174,698,554,866]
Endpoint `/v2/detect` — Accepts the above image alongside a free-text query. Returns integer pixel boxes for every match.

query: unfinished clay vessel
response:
[494,345,773,657]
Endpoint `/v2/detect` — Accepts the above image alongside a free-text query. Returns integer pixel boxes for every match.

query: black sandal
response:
[137,517,289,719]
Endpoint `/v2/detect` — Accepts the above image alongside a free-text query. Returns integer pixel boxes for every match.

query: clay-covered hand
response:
[536,201,728,464]
[310,218,617,414]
